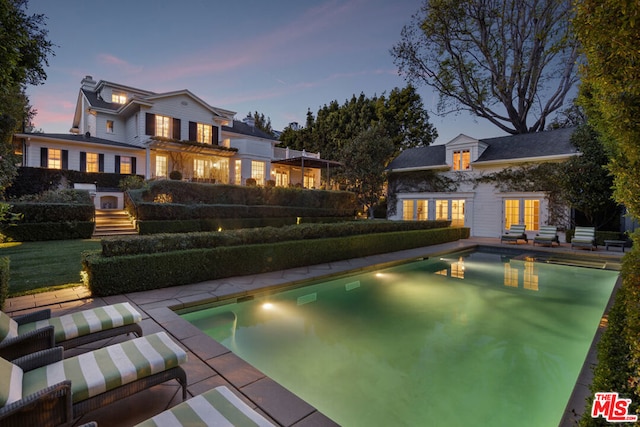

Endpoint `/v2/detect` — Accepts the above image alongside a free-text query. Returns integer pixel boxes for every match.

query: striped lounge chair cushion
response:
[0,356,23,407]
[136,386,275,427]
[18,302,142,343]
[21,332,186,403]
[0,311,18,344]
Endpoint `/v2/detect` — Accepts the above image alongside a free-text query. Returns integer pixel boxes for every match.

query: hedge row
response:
[137,217,349,235]
[581,231,640,425]
[8,202,94,223]
[84,226,470,296]
[128,180,356,209]
[101,220,452,257]
[0,257,8,309]
[131,202,353,221]
[0,222,95,241]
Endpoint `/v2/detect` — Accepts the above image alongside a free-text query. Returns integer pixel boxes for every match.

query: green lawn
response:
[0,239,101,296]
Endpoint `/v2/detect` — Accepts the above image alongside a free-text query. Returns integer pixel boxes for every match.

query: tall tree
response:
[247,111,274,136]
[391,0,579,134]
[0,0,54,196]
[337,126,395,218]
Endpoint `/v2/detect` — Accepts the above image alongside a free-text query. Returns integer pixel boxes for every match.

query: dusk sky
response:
[25,0,501,145]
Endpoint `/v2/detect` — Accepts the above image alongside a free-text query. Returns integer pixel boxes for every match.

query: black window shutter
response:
[212,126,219,145]
[145,113,155,135]
[189,121,197,141]
[131,157,137,175]
[172,118,181,140]
[115,155,121,173]
[98,154,104,172]
[80,152,86,172]
[40,147,48,167]
[62,150,69,170]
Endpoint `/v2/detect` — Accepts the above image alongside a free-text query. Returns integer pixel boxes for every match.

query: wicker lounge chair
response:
[0,302,143,360]
[533,225,560,247]
[501,224,528,244]
[135,386,275,427]
[571,226,597,250]
[0,332,187,427]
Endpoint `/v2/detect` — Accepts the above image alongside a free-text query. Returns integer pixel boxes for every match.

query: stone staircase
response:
[93,209,137,237]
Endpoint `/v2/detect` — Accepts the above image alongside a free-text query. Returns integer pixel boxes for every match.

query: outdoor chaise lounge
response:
[533,225,560,247]
[0,302,143,360]
[0,331,187,427]
[501,224,528,244]
[134,386,275,427]
[571,226,597,250]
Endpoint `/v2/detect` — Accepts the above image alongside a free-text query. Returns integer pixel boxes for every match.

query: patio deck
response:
[3,237,625,426]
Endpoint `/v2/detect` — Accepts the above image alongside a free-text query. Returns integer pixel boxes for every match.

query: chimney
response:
[81,75,97,90]
[242,116,255,128]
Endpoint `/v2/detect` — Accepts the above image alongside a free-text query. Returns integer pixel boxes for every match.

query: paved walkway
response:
[3,238,626,426]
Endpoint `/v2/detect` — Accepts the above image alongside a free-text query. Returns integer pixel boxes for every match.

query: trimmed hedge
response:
[84,226,469,296]
[0,257,8,309]
[8,202,94,223]
[1,222,95,241]
[137,216,349,234]
[102,220,453,257]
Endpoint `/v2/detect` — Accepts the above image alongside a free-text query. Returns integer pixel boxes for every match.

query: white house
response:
[386,127,579,239]
[14,76,330,208]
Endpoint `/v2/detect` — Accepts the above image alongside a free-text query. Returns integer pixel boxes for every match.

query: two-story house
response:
[386,127,579,239]
[14,76,329,207]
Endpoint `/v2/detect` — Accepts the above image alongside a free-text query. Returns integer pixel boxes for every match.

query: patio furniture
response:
[135,386,275,427]
[0,332,187,427]
[501,224,528,244]
[605,239,627,252]
[533,225,560,247]
[0,302,143,360]
[571,227,597,250]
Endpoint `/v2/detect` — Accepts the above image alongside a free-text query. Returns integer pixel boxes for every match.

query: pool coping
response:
[4,238,624,426]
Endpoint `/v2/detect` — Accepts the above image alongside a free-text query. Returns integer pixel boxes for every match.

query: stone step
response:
[93,209,137,237]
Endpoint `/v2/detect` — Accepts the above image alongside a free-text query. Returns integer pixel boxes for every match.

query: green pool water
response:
[181,249,618,426]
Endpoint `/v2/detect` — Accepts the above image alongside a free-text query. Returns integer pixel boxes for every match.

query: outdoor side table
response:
[604,240,626,252]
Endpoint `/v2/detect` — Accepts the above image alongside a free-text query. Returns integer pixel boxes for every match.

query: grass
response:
[0,239,101,296]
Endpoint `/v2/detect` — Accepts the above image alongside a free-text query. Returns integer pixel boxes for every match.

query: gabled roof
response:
[222,121,278,141]
[387,127,577,172]
[15,133,141,150]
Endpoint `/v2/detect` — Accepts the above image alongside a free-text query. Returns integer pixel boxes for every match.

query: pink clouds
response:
[97,54,144,75]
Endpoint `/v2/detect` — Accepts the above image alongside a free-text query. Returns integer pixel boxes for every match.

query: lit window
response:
[155,115,171,138]
[436,200,448,221]
[120,157,132,174]
[303,172,315,189]
[453,150,471,170]
[251,161,265,186]
[194,159,206,178]
[451,200,465,227]
[504,199,520,230]
[234,160,242,185]
[106,120,114,133]
[156,155,167,178]
[524,199,540,231]
[111,92,127,104]
[197,123,211,144]
[504,198,540,231]
[417,200,428,220]
[403,200,414,220]
[275,171,288,187]
[48,148,62,169]
[86,153,99,173]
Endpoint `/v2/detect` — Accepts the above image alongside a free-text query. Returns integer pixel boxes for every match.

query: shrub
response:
[84,226,469,296]
[119,175,146,191]
[169,170,182,180]
[0,257,8,309]
[246,178,257,186]
[1,222,95,241]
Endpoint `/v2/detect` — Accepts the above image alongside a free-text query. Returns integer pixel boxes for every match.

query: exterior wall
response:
[144,95,220,142]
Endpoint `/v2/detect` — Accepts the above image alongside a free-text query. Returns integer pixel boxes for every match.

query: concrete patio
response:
[3,237,626,426]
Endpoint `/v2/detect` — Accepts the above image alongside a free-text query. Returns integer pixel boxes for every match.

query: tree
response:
[337,126,395,218]
[0,0,54,196]
[247,111,274,136]
[391,0,579,134]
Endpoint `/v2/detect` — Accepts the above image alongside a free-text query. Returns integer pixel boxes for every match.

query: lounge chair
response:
[135,386,275,427]
[571,226,597,250]
[0,332,187,427]
[501,224,528,244]
[533,225,560,247]
[0,302,143,360]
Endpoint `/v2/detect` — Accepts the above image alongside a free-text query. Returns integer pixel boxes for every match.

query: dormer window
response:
[453,150,471,170]
[111,92,127,104]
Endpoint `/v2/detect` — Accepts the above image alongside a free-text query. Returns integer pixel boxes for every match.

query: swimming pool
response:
[181,249,618,426]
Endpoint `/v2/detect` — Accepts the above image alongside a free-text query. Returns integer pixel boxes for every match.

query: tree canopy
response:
[391,0,579,134]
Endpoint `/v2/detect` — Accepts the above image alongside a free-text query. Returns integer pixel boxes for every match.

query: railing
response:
[273,147,321,160]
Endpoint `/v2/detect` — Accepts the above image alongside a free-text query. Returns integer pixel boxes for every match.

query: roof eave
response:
[387,165,450,173]
[472,153,579,167]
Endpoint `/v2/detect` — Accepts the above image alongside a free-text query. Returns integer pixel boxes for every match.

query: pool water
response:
[182,250,618,427]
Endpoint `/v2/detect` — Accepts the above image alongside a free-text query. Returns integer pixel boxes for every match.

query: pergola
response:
[271,156,343,189]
